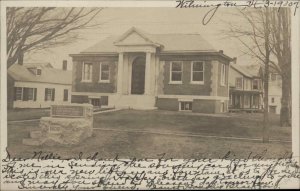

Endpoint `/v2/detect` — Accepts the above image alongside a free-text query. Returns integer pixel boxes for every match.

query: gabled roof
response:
[23,62,53,68]
[114,27,162,47]
[81,27,217,53]
[8,63,72,85]
[230,64,261,78]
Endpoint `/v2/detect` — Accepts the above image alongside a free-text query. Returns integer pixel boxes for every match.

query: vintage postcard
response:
[1,0,300,190]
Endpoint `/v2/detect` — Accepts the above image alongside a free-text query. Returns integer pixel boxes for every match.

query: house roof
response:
[81,27,217,53]
[230,64,261,78]
[8,63,72,85]
[23,62,53,68]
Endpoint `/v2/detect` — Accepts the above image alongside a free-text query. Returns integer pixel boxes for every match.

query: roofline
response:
[12,79,72,85]
[70,53,118,57]
[230,65,258,78]
[70,51,232,61]
[159,51,232,61]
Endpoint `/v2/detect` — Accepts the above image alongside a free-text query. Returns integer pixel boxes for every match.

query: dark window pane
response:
[23,88,27,101]
[193,62,203,71]
[101,64,109,71]
[27,88,34,100]
[63,89,68,101]
[172,72,181,81]
[181,102,192,111]
[16,87,22,100]
[172,62,182,71]
[101,72,109,80]
[181,102,184,110]
[100,96,108,106]
[193,72,203,81]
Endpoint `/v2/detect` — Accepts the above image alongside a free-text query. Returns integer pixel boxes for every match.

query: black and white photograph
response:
[1,0,300,190]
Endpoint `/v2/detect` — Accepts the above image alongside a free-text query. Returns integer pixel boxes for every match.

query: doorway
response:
[131,57,146,94]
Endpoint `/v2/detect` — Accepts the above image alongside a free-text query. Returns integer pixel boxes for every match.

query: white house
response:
[268,73,282,114]
[7,62,72,109]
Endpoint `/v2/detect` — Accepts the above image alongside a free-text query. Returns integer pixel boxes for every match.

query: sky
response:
[24,7,255,70]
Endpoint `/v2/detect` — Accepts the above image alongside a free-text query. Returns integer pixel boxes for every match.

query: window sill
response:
[190,81,204,85]
[81,80,92,83]
[98,81,110,83]
[169,81,182,85]
[15,100,35,102]
[220,84,226,87]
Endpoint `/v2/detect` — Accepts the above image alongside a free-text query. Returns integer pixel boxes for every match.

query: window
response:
[270,73,277,81]
[100,96,108,106]
[36,68,42,76]
[99,63,110,82]
[180,102,192,111]
[63,89,68,101]
[236,77,243,89]
[14,87,37,101]
[15,87,23,100]
[220,102,225,112]
[90,98,100,107]
[221,64,226,86]
[244,79,249,90]
[191,61,204,84]
[253,79,260,90]
[170,61,183,83]
[271,97,275,103]
[45,88,55,101]
[23,88,35,101]
[82,62,93,82]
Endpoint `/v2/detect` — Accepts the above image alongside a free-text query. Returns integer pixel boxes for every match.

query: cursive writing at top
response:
[175,0,300,25]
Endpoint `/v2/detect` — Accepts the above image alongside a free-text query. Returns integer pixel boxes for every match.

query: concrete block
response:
[30,131,42,139]
[22,138,41,146]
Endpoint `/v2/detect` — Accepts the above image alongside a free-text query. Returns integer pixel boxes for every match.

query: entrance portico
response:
[113,28,161,109]
[114,51,157,109]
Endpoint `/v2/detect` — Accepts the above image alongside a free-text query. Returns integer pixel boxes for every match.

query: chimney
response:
[219,50,224,54]
[232,57,237,64]
[62,60,67,70]
[18,51,24,65]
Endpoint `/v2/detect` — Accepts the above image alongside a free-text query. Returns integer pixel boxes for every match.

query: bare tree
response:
[225,8,273,142]
[270,8,291,127]
[7,7,103,67]
[225,8,291,129]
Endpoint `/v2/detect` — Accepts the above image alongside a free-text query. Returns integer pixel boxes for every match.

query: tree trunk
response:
[280,74,291,126]
[17,51,24,65]
[263,61,269,143]
[263,8,270,143]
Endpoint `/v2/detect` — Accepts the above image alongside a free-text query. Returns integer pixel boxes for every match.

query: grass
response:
[6,109,291,159]
[94,110,291,141]
[7,108,50,121]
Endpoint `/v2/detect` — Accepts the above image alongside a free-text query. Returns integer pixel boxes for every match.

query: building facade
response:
[228,63,263,112]
[70,27,232,113]
[268,72,282,114]
[7,62,72,109]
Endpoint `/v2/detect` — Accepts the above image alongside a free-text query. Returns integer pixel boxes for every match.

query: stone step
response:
[30,131,42,139]
[22,138,41,146]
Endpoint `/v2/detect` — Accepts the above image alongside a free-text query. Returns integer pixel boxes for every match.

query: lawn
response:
[6,109,291,159]
[94,110,291,141]
[7,108,50,121]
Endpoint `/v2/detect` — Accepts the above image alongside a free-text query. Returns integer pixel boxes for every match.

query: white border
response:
[1,0,300,189]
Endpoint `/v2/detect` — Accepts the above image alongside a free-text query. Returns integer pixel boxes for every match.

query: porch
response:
[228,89,263,113]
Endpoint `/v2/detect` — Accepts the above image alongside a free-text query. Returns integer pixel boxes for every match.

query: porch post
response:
[117,52,124,94]
[144,52,151,95]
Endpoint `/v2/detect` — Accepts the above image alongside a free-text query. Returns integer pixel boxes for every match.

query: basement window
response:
[179,101,192,111]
